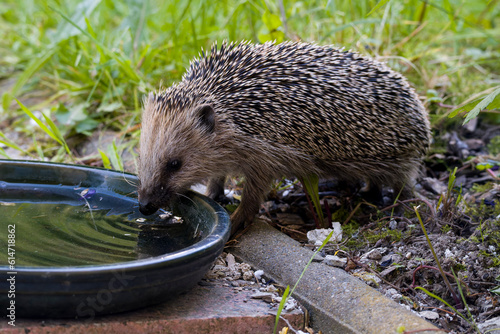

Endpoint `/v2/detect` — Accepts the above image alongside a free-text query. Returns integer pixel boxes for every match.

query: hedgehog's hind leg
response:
[360,180,384,204]
[206,176,226,201]
[390,160,421,201]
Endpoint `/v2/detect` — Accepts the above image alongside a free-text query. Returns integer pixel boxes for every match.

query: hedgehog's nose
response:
[139,200,159,216]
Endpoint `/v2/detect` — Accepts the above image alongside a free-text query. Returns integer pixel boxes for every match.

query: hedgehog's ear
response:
[195,104,215,133]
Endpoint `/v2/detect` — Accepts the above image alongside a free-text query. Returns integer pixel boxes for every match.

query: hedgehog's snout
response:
[138,200,159,216]
[138,183,173,216]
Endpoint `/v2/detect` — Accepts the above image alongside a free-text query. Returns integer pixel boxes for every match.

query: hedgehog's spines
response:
[148,40,430,166]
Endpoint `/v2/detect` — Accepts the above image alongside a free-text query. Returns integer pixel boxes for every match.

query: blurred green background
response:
[0,0,498,168]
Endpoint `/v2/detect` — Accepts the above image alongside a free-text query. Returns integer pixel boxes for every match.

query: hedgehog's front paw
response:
[206,176,226,201]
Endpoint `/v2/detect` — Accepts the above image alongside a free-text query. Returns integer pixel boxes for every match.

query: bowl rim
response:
[0,159,231,275]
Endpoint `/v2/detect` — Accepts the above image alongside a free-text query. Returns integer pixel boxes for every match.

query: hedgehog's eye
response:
[166,159,182,172]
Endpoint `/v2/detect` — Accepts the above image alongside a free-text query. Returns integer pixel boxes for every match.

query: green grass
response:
[0,0,499,166]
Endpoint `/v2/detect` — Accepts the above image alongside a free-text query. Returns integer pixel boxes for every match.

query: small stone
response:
[262,285,279,293]
[312,253,324,262]
[379,266,398,277]
[284,298,299,312]
[242,270,254,281]
[212,264,229,273]
[478,316,500,333]
[307,223,343,244]
[389,219,397,230]
[463,117,478,133]
[261,201,276,213]
[418,311,439,320]
[275,213,304,225]
[238,263,252,272]
[214,255,226,266]
[385,288,402,300]
[276,203,290,212]
[444,249,454,258]
[476,295,495,312]
[489,245,497,255]
[352,272,381,287]
[324,255,347,268]
[380,254,401,265]
[397,220,407,230]
[250,291,274,303]
[465,138,484,150]
[363,247,386,260]
[226,253,236,270]
[254,269,264,280]
[405,251,412,259]
[448,131,469,158]
[421,177,447,195]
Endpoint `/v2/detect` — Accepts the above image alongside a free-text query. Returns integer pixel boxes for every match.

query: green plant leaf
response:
[273,285,290,334]
[0,131,28,154]
[99,149,112,169]
[112,140,124,171]
[0,147,9,158]
[415,286,462,316]
[15,99,61,145]
[41,110,71,155]
[75,119,100,134]
[449,87,500,123]
[366,0,390,17]
[50,5,141,82]
[3,50,55,112]
[16,98,72,156]
[301,174,324,226]
[447,167,457,193]
[273,230,334,333]
[55,102,89,126]
[51,0,102,44]
[262,11,282,31]
[443,0,456,32]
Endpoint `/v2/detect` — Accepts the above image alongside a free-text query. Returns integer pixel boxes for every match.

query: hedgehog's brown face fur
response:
[137,92,220,215]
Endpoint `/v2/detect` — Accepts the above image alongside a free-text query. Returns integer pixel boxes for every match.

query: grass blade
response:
[41,112,71,155]
[463,87,500,124]
[15,98,61,145]
[15,98,72,158]
[99,149,112,169]
[273,285,290,334]
[111,140,124,171]
[366,0,390,17]
[449,86,500,122]
[274,230,335,333]
[2,49,55,112]
[49,5,141,82]
[0,131,29,154]
[301,174,324,226]
[415,286,461,315]
[0,147,9,158]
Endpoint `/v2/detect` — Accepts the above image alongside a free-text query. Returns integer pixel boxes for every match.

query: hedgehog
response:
[137,41,431,234]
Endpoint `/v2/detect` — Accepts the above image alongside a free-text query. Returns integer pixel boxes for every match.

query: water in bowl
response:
[0,181,199,267]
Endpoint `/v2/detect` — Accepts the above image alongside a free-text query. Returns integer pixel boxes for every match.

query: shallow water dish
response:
[0,160,230,318]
